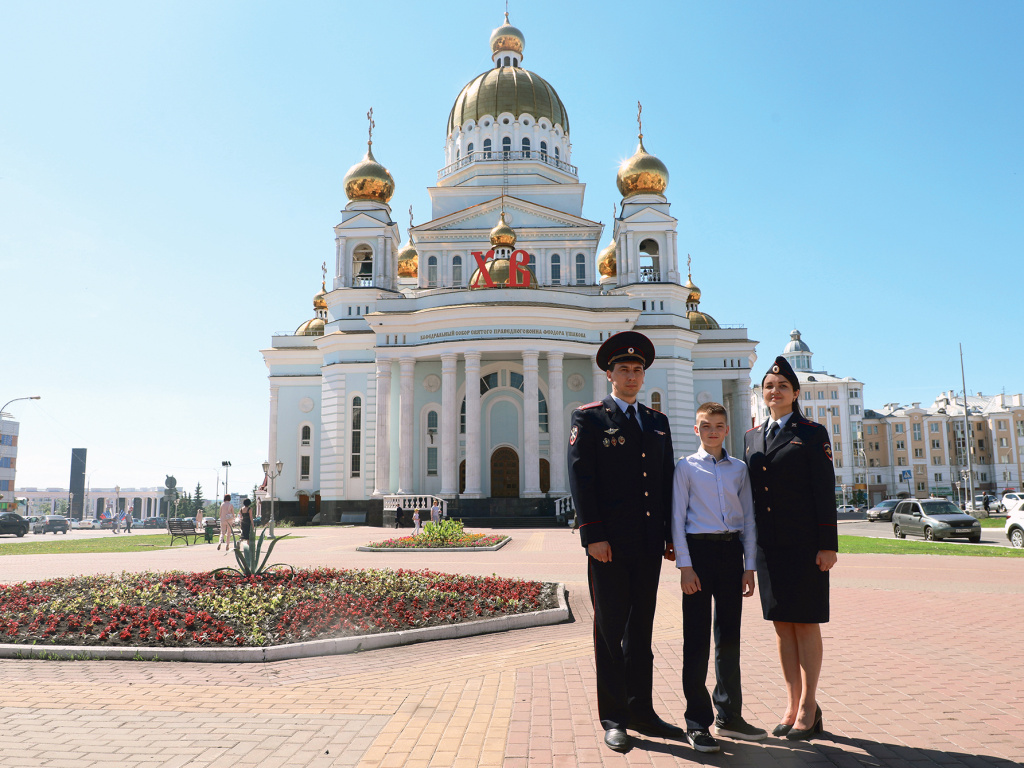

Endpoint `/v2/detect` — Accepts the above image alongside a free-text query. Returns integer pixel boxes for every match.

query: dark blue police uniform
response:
[743,413,838,623]
[568,394,675,730]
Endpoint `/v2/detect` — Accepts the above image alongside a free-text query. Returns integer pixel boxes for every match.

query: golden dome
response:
[448,67,569,136]
[616,136,669,198]
[489,211,517,248]
[687,311,720,331]
[397,241,419,278]
[683,276,701,303]
[490,12,524,55]
[343,144,395,203]
[469,257,538,289]
[313,281,327,310]
[598,240,617,277]
[295,317,325,336]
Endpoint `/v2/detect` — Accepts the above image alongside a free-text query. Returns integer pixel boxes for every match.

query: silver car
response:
[892,499,981,542]
[866,499,900,522]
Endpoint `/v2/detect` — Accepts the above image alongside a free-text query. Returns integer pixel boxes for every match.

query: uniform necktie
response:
[625,404,642,439]
[769,422,780,441]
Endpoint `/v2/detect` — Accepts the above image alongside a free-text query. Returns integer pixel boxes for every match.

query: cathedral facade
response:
[261,15,757,523]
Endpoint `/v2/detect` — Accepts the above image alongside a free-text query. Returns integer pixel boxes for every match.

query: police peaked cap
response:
[762,355,800,390]
[596,331,656,371]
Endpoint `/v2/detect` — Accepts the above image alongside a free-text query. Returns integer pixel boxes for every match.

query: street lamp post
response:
[221,461,232,498]
[0,396,40,512]
[262,460,284,537]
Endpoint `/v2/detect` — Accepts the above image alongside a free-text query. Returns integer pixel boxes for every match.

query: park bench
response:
[167,518,199,546]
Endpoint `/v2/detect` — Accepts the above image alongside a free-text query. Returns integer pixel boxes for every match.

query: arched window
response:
[575,253,586,285]
[426,410,439,476]
[651,392,662,413]
[502,136,511,159]
[512,57,518,67]
[554,146,560,160]
[639,239,660,282]
[528,252,536,276]
[301,425,311,446]
[466,142,474,157]
[539,390,548,433]
[460,398,466,433]
[350,396,362,477]
[352,244,373,286]
[550,253,561,285]
[540,141,547,159]
[455,148,460,161]
[452,255,463,287]
[504,55,510,66]
[427,255,438,287]
[483,138,492,159]
[522,137,531,158]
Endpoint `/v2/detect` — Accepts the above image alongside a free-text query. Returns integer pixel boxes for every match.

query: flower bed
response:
[365,532,508,549]
[0,568,557,648]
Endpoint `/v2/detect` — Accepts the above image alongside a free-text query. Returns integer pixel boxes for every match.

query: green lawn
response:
[839,534,1022,557]
[977,517,1006,528]
[0,533,298,557]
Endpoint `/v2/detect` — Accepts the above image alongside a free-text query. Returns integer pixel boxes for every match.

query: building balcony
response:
[438,149,577,181]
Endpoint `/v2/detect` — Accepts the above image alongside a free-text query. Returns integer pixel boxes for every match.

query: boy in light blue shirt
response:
[671,402,765,753]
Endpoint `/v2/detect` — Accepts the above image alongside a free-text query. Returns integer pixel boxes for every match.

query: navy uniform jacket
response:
[743,413,839,552]
[567,395,674,558]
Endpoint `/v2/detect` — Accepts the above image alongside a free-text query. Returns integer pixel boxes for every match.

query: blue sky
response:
[3,1,1021,491]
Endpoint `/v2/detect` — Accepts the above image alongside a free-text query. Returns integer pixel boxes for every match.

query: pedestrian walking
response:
[430,500,441,524]
[412,508,422,534]
[239,498,254,542]
[566,330,682,754]
[217,495,235,551]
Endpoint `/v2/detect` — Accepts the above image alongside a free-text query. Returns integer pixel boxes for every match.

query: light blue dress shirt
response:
[671,445,757,569]
[610,394,643,430]
[765,410,793,437]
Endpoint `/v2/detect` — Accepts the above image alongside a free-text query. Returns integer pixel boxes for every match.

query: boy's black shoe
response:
[686,729,720,753]
[715,715,768,741]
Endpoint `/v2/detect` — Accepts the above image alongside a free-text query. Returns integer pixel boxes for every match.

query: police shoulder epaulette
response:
[746,425,761,433]
[578,401,603,410]
[642,404,663,415]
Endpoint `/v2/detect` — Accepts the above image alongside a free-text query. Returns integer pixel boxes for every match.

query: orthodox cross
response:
[367,107,374,147]
[637,100,643,139]
[408,205,414,230]
[687,254,692,281]
[321,261,327,289]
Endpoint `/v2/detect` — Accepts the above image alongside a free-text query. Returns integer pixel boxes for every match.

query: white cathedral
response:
[261,14,758,524]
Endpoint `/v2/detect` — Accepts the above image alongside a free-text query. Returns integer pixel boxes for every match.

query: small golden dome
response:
[687,311,720,331]
[489,211,517,248]
[295,317,325,336]
[397,242,419,278]
[598,240,617,278]
[469,257,538,289]
[683,276,701,303]
[616,137,669,198]
[343,144,395,203]
[490,12,524,56]
[313,281,327,310]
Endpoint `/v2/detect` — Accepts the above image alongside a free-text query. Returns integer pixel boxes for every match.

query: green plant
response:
[420,519,466,546]
[214,527,292,578]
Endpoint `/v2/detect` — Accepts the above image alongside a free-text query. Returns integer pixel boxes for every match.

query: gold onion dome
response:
[489,211,517,248]
[469,258,538,289]
[397,241,419,278]
[598,240,617,277]
[313,282,328,309]
[490,12,524,55]
[343,143,395,203]
[683,275,701,303]
[616,136,669,198]
[687,310,720,331]
[448,68,569,135]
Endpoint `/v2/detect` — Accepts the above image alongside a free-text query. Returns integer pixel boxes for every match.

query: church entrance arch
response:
[490,447,519,498]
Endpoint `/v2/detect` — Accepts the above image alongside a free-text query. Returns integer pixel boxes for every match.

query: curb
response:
[356,536,512,553]
[0,582,569,663]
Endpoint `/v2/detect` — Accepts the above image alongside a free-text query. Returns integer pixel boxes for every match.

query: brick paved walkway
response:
[1,526,1022,767]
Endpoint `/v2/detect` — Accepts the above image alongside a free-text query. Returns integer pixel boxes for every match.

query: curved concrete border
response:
[0,583,569,663]
[356,536,512,553]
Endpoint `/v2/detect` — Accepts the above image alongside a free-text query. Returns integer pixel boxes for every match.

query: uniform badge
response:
[772,364,780,373]
[824,443,833,461]
[654,429,665,436]
[569,425,579,446]
[604,428,619,435]
[618,436,625,445]
[603,438,610,447]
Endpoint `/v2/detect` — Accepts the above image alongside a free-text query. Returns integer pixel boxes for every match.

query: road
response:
[840,517,1014,547]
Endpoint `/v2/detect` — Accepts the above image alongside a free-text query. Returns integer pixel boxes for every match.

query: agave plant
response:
[213,526,292,578]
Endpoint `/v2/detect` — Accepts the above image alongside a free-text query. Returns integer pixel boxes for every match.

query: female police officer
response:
[567,331,683,753]
[743,355,838,741]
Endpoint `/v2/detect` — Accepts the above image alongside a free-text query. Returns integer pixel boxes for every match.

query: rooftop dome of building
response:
[469,257,538,289]
[295,281,328,336]
[490,12,524,56]
[597,240,617,278]
[783,329,811,354]
[343,143,395,203]
[616,135,668,198]
[683,258,718,330]
[489,210,517,248]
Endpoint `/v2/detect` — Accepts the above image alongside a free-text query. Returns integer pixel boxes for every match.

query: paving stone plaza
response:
[1,525,1022,767]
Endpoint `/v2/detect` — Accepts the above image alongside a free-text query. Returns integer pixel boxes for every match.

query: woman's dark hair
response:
[223,494,231,502]
[242,498,251,508]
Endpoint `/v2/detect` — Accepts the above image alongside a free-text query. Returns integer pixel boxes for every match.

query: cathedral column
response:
[734,376,753,455]
[547,351,567,494]
[440,353,458,496]
[523,350,542,497]
[268,384,280,469]
[593,362,607,403]
[397,357,415,494]
[625,231,636,283]
[320,366,347,503]
[667,231,680,283]
[376,235,386,289]
[335,236,348,289]
[371,358,392,497]
[463,351,483,497]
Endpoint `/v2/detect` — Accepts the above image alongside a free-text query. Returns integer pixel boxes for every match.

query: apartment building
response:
[0,416,18,512]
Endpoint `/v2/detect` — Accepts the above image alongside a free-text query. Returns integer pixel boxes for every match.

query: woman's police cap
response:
[597,331,655,371]
[762,355,800,389]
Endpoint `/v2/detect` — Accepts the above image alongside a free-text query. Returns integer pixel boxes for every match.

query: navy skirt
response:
[756,545,829,624]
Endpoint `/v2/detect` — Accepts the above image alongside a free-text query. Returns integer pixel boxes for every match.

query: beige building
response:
[864,391,1024,504]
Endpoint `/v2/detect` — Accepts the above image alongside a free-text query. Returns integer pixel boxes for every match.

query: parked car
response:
[1006,507,1024,549]
[971,494,1003,513]
[892,499,982,542]
[143,516,167,529]
[1000,492,1024,513]
[866,499,900,522]
[0,512,30,537]
[98,518,114,530]
[31,516,70,534]
[837,505,857,515]
[77,519,95,530]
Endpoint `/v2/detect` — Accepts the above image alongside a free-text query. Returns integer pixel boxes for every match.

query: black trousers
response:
[588,551,663,730]
[681,537,744,729]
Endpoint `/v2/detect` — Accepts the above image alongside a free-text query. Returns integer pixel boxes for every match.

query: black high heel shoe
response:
[785,705,823,741]
[772,723,792,737]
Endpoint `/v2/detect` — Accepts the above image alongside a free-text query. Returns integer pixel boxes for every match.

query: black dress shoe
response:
[604,728,632,752]
[786,705,823,741]
[627,714,687,740]
[772,722,792,737]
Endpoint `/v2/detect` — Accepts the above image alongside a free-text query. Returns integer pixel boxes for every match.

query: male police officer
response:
[567,331,684,752]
